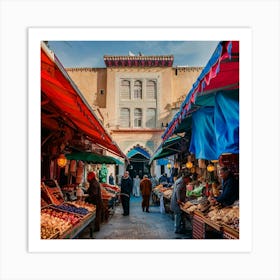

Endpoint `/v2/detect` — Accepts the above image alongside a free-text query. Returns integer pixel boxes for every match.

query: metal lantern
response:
[57,154,67,168]
[186,161,193,169]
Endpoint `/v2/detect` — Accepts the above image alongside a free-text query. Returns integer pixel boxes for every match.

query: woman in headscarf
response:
[87,171,103,232]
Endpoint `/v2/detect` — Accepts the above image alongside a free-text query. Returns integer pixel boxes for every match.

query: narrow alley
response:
[80,196,192,239]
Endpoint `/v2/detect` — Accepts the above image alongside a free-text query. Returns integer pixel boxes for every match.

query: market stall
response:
[40,42,126,239]
[148,41,240,239]
[41,180,96,239]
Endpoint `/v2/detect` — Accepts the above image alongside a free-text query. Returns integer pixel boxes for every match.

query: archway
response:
[126,145,151,179]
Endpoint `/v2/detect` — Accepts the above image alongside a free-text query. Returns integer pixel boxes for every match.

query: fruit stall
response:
[41,180,97,239]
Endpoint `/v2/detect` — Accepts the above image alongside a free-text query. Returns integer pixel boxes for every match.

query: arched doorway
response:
[126,146,151,179]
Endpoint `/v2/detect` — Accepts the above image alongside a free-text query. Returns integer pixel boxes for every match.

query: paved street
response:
[80,196,192,239]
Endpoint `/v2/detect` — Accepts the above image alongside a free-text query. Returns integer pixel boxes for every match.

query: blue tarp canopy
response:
[189,91,239,160]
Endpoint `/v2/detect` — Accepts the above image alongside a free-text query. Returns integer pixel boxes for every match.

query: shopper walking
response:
[170,174,191,234]
[120,171,133,216]
[133,175,141,197]
[140,175,152,213]
[86,171,103,232]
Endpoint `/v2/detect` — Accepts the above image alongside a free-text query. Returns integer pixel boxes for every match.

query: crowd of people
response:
[79,165,238,235]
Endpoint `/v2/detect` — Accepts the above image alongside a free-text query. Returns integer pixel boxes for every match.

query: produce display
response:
[162,188,173,199]
[41,212,72,237]
[61,184,77,192]
[52,204,89,216]
[101,187,115,200]
[41,207,82,226]
[101,183,120,193]
[66,201,96,212]
[206,205,239,231]
[41,225,60,239]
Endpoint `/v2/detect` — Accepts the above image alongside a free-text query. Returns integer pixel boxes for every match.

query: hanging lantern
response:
[207,163,215,172]
[57,154,67,168]
[186,161,193,169]
[190,167,196,173]
[167,161,172,169]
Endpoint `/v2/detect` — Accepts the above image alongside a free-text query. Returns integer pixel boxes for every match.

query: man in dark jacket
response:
[87,171,103,232]
[120,171,133,216]
[170,174,191,233]
[212,167,239,207]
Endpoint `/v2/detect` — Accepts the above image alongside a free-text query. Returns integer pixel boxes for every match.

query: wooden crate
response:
[192,212,205,239]
[222,224,239,239]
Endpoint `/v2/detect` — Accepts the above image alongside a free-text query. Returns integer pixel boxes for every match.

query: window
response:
[120,80,130,100]
[134,80,142,99]
[146,80,156,99]
[120,108,130,127]
[146,108,156,128]
[134,108,142,127]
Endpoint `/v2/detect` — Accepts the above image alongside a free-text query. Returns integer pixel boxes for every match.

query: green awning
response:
[66,152,124,165]
[149,136,184,164]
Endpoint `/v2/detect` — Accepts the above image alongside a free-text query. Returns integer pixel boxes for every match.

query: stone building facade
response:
[66,55,202,181]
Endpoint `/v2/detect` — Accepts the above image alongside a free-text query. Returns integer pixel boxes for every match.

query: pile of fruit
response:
[52,204,89,216]
[41,212,72,237]
[41,208,82,226]
[205,205,239,230]
[181,201,198,213]
[67,201,96,212]
[101,188,115,200]
[101,183,120,193]
[41,225,60,239]
[162,188,173,199]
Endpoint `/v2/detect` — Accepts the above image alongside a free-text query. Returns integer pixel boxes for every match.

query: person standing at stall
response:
[211,167,239,207]
[170,174,191,234]
[140,175,152,213]
[120,171,133,216]
[86,171,103,232]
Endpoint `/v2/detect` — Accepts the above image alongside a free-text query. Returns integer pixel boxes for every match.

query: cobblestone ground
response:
[79,196,192,239]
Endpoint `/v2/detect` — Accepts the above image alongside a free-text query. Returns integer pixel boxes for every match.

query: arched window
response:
[146,80,156,99]
[120,80,130,100]
[120,108,130,127]
[134,108,142,127]
[146,108,156,128]
[134,80,142,99]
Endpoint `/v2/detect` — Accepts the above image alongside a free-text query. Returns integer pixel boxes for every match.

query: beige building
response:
[66,55,202,181]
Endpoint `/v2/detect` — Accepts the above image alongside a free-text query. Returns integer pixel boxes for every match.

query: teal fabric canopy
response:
[149,136,184,164]
[127,146,150,159]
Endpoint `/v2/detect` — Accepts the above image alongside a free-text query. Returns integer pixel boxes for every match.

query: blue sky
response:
[47,41,219,68]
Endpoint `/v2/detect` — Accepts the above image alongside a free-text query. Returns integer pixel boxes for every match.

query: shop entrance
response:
[127,154,150,179]
[126,146,151,179]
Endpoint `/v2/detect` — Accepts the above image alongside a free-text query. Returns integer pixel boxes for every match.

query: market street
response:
[80,196,192,239]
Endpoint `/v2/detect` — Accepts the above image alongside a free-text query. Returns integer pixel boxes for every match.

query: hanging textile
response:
[189,107,217,160]
[214,91,239,156]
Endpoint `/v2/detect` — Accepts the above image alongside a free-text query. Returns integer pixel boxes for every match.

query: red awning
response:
[41,44,126,159]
